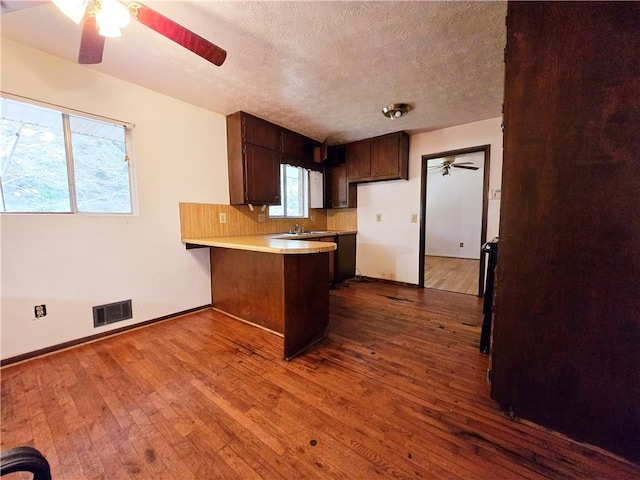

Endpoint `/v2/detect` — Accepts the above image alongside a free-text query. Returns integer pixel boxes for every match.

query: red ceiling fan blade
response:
[78,14,105,64]
[129,2,227,66]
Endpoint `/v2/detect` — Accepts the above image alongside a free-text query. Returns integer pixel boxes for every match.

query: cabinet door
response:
[244,144,281,205]
[371,134,401,178]
[335,234,356,283]
[282,130,305,157]
[330,164,357,208]
[346,140,371,182]
[243,114,280,150]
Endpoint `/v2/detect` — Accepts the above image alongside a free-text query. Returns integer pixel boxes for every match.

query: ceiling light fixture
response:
[382,103,411,120]
[54,0,131,37]
[96,0,131,37]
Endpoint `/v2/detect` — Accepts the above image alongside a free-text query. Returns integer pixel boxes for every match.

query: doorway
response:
[418,145,491,296]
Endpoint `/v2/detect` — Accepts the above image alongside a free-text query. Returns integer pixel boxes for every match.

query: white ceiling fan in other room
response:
[428,156,480,176]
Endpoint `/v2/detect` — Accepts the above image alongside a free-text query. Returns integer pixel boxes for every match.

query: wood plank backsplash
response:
[180,203,356,239]
[327,208,357,231]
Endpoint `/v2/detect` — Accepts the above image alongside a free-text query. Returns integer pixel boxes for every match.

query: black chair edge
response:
[1,446,52,480]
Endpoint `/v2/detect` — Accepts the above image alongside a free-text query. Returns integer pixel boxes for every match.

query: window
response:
[269,164,309,218]
[1,97,134,214]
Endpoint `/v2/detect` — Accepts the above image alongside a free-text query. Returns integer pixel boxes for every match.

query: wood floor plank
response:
[2,281,639,479]
[425,255,480,295]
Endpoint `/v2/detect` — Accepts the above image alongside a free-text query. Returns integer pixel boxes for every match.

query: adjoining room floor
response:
[425,255,479,295]
[2,282,638,479]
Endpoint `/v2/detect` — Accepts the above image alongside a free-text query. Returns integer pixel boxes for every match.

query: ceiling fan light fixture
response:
[382,103,411,120]
[96,0,131,37]
[53,0,88,24]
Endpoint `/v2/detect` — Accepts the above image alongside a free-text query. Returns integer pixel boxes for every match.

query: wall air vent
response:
[93,300,132,327]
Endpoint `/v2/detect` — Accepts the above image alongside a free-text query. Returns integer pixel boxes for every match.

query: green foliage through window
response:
[269,164,309,218]
[1,98,133,213]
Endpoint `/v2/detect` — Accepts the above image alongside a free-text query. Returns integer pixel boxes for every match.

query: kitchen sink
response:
[279,231,333,237]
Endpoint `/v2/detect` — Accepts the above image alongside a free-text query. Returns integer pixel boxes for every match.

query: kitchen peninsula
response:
[183,234,337,360]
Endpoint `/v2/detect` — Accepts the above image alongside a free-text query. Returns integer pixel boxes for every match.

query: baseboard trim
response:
[1,305,212,368]
[361,276,420,288]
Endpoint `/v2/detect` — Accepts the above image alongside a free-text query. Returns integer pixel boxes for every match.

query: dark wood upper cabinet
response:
[328,163,357,209]
[281,128,316,166]
[281,129,305,157]
[227,111,323,205]
[346,131,409,183]
[371,133,408,179]
[345,140,371,181]
[243,144,281,205]
[243,114,280,151]
[227,112,281,205]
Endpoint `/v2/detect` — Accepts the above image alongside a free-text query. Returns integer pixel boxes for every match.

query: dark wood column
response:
[491,1,640,462]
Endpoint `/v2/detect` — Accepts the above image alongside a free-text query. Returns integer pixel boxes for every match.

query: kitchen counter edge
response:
[182,232,357,254]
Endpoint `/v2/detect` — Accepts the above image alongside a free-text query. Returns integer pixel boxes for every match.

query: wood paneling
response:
[283,253,330,359]
[2,283,638,479]
[326,208,357,232]
[211,248,286,334]
[179,203,328,239]
[210,248,329,359]
[492,1,640,463]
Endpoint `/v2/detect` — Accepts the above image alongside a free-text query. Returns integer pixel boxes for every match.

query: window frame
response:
[0,92,137,215]
[268,163,310,219]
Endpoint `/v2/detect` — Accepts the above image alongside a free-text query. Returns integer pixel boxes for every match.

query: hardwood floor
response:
[424,255,479,295]
[2,282,639,479]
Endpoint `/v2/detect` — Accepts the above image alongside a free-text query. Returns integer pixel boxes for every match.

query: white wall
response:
[0,41,227,360]
[357,118,502,284]
[425,152,484,259]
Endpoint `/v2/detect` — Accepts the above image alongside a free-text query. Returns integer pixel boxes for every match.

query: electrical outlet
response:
[34,304,47,318]
[376,214,382,222]
[257,213,266,223]
[460,242,464,248]
[219,212,227,224]
[411,214,418,223]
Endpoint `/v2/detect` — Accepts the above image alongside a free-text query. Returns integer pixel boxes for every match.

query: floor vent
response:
[93,300,132,327]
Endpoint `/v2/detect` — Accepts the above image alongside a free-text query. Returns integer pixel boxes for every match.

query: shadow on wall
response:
[357,243,414,281]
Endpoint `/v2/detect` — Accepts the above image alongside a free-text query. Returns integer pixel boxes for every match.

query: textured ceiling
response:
[1,1,507,144]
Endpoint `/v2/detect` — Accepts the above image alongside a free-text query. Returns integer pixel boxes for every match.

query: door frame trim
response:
[418,144,491,295]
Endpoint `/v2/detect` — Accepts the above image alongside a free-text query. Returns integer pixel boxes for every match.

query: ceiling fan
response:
[428,156,480,176]
[52,0,226,66]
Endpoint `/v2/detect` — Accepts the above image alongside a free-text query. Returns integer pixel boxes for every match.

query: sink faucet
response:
[290,223,305,234]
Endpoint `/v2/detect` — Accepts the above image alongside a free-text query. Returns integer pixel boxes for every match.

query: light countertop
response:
[182,231,357,254]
